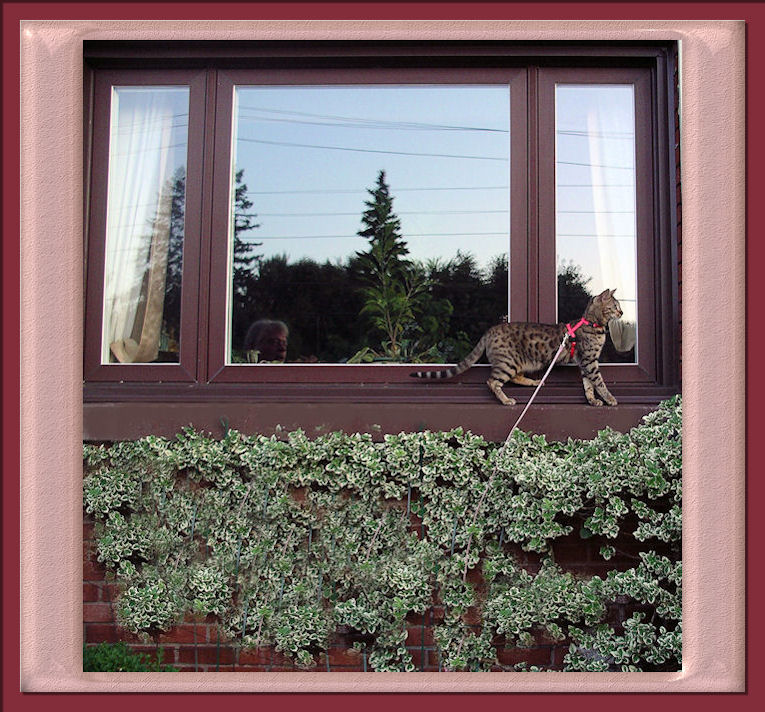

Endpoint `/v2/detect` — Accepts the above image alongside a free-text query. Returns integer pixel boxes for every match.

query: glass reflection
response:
[102,86,189,364]
[555,84,637,363]
[227,85,510,364]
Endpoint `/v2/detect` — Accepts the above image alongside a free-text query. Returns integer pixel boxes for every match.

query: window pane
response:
[555,85,637,363]
[227,85,510,365]
[102,86,189,364]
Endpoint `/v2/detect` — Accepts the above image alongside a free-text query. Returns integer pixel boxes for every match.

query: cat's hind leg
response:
[487,367,516,406]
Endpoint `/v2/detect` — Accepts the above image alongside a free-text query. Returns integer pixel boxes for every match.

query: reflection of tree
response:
[160,167,186,351]
[428,252,508,361]
[229,169,264,350]
[228,169,510,364]
[231,169,262,298]
[557,260,593,324]
[353,170,442,361]
[557,260,634,363]
[237,254,364,362]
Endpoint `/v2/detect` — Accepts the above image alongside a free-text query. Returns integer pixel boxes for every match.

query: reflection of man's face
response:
[258,328,288,361]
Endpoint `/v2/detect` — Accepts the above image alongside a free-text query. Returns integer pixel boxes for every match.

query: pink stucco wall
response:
[18,18,745,693]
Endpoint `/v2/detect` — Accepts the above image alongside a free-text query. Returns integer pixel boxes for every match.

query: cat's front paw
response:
[587,397,604,407]
[604,396,618,407]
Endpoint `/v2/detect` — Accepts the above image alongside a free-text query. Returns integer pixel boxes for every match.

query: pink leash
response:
[461,331,570,581]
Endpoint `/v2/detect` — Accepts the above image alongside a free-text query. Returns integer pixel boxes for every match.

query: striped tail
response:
[409,334,487,380]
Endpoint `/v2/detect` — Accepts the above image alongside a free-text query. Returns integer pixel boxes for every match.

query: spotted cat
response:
[411,289,623,406]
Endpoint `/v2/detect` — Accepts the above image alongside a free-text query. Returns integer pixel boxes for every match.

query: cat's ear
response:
[597,288,611,301]
[610,288,617,296]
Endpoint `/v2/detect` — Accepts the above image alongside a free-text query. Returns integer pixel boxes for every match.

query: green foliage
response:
[83,642,177,672]
[353,170,453,363]
[84,396,681,672]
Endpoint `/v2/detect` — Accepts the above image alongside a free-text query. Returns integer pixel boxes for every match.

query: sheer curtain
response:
[102,86,188,363]
[556,84,637,358]
[584,90,637,353]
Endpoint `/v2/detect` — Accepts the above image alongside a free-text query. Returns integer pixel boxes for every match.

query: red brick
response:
[158,625,206,645]
[177,645,234,666]
[405,612,426,626]
[83,583,101,602]
[102,583,120,602]
[550,538,592,564]
[83,602,114,623]
[85,623,142,644]
[82,557,107,580]
[407,647,429,670]
[496,645,552,668]
[461,607,482,625]
[550,645,572,669]
[175,664,203,672]
[430,606,446,621]
[83,521,96,541]
[406,626,434,647]
[236,648,272,666]
[324,647,365,667]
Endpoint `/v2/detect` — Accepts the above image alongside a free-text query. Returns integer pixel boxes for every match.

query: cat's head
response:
[590,288,623,323]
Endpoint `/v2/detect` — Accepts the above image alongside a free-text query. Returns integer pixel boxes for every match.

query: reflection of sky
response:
[231,85,511,274]
[555,85,637,323]
[229,83,638,324]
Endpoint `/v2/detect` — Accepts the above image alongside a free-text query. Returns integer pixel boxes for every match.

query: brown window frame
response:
[83,68,208,383]
[83,41,680,409]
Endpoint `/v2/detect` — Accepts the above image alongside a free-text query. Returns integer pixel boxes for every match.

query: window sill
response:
[83,382,679,442]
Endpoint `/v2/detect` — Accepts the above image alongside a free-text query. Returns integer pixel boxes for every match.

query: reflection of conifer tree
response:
[161,167,186,348]
[355,170,432,360]
[356,170,410,284]
[150,167,261,356]
[232,169,262,297]
[230,169,263,351]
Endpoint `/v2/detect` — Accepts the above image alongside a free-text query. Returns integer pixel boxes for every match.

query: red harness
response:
[565,318,603,359]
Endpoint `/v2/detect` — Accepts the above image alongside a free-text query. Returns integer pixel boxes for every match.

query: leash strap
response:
[565,317,603,358]
[461,332,569,583]
[507,333,569,437]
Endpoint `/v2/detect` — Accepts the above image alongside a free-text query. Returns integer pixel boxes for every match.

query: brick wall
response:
[84,516,660,673]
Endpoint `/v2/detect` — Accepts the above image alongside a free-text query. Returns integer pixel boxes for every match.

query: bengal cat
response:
[411,289,624,406]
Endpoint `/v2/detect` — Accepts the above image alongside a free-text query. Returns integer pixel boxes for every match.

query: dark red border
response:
[4,2,760,710]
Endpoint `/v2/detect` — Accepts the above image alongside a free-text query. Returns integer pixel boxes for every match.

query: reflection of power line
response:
[238,115,506,133]
[253,209,509,218]
[557,129,634,139]
[244,184,633,195]
[557,210,634,214]
[557,233,635,238]
[237,105,508,133]
[238,137,508,161]
[114,121,189,135]
[557,160,634,170]
[241,231,508,241]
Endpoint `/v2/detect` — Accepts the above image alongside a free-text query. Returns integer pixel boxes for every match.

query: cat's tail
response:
[409,334,487,380]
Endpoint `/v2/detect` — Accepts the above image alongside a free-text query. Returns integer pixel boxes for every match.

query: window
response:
[83,42,680,436]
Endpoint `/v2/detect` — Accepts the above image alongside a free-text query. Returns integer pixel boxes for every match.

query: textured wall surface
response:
[19,17,745,693]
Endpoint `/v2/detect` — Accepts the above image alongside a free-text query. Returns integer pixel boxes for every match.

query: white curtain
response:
[584,87,638,326]
[102,87,188,363]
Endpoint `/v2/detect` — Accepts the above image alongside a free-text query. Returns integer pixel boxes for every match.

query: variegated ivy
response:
[83,396,681,672]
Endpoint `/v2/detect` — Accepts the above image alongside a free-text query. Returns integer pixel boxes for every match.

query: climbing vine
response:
[83,396,681,672]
